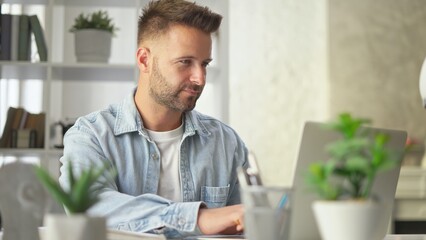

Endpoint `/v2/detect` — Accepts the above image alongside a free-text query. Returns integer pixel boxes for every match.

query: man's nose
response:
[190,65,206,86]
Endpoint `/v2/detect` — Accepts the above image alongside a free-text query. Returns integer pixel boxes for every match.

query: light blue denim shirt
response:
[59,90,248,238]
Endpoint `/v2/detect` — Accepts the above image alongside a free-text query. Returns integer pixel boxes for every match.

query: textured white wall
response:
[328,0,426,139]
[229,0,426,186]
[229,0,328,186]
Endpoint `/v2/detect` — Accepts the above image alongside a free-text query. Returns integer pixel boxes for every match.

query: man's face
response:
[148,24,212,112]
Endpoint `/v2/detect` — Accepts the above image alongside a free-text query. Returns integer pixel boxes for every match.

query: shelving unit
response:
[0,0,230,165]
[0,0,141,163]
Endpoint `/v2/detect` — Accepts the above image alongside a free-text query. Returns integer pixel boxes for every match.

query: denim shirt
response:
[59,91,248,238]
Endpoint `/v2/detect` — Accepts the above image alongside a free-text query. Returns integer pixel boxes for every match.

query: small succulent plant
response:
[305,113,401,201]
[35,161,114,213]
[69,10,118,35]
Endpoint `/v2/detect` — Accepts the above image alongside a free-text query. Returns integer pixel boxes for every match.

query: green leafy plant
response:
[34,162,113,214]
[305,113,401,201]
[69,10,118,35]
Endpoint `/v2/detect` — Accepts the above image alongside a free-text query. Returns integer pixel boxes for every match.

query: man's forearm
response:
[197,204,244,235]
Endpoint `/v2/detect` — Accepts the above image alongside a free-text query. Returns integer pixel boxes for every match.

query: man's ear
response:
[137,47,150,73]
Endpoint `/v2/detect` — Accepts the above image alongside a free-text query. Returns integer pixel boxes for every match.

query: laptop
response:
[288,121,407,240]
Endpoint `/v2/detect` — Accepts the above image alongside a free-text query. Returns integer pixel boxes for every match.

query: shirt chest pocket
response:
[201,185,230,208]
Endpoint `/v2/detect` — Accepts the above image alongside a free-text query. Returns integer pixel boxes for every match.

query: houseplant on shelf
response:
[305,113,404,240]
[69,10,119,63]
[35,161,114,240]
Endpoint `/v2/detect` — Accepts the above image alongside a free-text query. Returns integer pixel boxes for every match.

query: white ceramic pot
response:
[74,29,112,63]
[312,200,390,240]
[43,214,106,240]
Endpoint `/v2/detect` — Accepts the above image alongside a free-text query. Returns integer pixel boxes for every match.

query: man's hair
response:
[137,0,222,44]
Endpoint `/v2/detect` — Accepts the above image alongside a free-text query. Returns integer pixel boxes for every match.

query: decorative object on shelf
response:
[403,137,424,166]
[305,113,403,240]
[53,118,76,149]
[35,161,115,240]
[70,10,118,63]
[0,162,48,240]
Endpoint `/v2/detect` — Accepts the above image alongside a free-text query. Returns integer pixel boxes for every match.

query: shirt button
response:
[151,153,158,160]
[178,218,186,226]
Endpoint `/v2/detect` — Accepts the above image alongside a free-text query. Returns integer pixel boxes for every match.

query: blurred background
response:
[228,0,426,185]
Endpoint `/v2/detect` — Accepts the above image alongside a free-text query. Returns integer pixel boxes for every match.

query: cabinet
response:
[394,167,426,233]
[0,0,229,168]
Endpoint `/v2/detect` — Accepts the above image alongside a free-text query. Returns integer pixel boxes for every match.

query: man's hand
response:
[197,204,244,235]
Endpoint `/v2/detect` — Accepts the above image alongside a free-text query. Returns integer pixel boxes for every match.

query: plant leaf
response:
[34,166,74,211]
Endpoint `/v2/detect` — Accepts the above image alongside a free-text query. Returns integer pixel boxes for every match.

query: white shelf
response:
[0,61,48,79]
[1,0,48,4]
[51,63,137,81]
[0,148,63,157]
[0,61,137,81]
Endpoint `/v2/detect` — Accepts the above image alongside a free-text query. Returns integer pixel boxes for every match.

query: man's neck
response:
[134,88,183,132]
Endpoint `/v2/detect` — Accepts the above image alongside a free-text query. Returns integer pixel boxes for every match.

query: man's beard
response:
[149,59,203,112]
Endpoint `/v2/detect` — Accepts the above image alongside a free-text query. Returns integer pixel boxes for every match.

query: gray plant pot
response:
[74,29,112,63]
[43,214,106,240]
[312,200,389,240]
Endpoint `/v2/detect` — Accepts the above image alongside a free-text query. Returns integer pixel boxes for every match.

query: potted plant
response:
[35,162,114,240]
[305,113,402,240]
[69,10,118,62]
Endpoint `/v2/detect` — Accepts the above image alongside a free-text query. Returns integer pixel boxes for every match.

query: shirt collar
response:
[114,89,211,137]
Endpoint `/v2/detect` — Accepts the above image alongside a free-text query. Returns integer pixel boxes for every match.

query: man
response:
[59,0,248,238]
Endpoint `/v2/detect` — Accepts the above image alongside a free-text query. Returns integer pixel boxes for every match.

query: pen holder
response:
[241,186,292,240]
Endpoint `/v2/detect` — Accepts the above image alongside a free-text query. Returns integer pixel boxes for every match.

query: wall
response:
[229,0,328,185]
[229,0,426,186]
[328,0,426,136]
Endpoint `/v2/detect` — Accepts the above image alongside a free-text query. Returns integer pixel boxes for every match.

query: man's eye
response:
[202,62,210,67]
[180,60,191,65]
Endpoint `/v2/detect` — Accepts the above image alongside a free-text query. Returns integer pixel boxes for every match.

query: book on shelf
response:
[0,14,12,61]
[10,129,37,148]
[29,15,48,62]
[0,107,25,148]
[23,111,46,148]
[11,107,25,131]
[0,107,18,148]
[10,14,20,61]
[18,14,31,61]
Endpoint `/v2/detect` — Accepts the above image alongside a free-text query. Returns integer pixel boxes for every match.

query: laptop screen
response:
[288,121,407,240]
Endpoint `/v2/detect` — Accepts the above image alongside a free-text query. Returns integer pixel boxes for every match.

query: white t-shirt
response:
[146,124,184,202]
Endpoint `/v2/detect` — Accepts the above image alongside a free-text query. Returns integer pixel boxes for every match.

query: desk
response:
[2,232,426,240]
[0,229,166,240]
[194,236,426,240]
